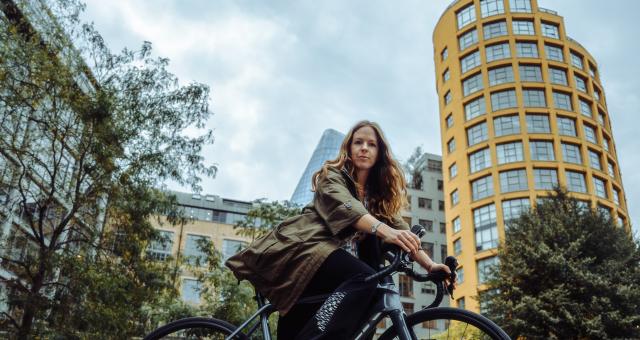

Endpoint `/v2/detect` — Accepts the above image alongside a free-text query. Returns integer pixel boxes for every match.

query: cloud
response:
[83,0,639,235]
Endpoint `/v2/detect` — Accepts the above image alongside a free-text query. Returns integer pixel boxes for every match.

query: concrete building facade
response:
[433,0,629,312]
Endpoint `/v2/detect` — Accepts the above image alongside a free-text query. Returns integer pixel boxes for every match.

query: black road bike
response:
[144,226,511,340]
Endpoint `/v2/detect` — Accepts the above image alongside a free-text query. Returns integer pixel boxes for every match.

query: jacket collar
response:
[340,167,360,200]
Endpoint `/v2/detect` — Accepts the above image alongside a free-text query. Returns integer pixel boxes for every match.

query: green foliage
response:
[0,0,214,338]
[234,199,302,241]
[402,146,427,190]
[483,188,640,339]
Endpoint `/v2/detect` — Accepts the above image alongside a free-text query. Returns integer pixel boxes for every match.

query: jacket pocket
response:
[253,236,300,282]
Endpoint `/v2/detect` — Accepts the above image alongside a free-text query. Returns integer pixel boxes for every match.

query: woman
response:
[226,121,451,339]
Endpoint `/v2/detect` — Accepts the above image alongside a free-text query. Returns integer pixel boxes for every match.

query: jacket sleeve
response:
[314,168,369,236]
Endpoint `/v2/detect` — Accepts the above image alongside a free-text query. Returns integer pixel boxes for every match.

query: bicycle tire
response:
[143,316,249,340]
[378,307,511,340]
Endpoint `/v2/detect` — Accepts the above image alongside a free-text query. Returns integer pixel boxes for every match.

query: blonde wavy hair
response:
[312,120,408,221]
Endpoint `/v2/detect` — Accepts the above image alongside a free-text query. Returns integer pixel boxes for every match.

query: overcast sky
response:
[81,0,640,235]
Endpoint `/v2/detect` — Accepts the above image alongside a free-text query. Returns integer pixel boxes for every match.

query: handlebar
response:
[364,225,458,302]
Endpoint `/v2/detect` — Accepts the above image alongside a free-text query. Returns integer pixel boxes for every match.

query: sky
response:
[81,0,640,235]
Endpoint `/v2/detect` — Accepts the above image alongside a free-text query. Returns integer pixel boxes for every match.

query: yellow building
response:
[148,191,254,304]
[433,0,629,312]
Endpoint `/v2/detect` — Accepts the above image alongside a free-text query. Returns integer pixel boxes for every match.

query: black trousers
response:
[277,249,378,340]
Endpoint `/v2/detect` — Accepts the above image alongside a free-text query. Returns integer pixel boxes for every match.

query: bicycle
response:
[144,226,511,340]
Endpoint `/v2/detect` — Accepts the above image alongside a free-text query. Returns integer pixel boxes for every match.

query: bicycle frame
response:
[226,275,419,340]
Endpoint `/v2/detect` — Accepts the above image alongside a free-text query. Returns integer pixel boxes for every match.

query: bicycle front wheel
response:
[378,307,510,340]
[144,317,248,340]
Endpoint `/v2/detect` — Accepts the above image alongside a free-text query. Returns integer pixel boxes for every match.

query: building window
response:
[534,168,558,190]
[541,22,560,39]
[526,114,550,133]
[486,43,511,63]
[553,91,572,111]
[608,161,615,178]
[557,116,576,136]
[545,44,564,62]
[464,96,486,120]
[399,274,414,297]
[588,149,602,170]
[598,112,605,126]
[562,143,582,164]
[530,140,555,161]
[522,89,546,107]
[484,20,508,39]
[548,67,568,85]
[439,201,445,211]
[469,148,492,173]
[459,29,479,51]
[509,0,532,12]
[461,50,482,73]
[422,241,435,258]
[593,177,607,198]
[443,68,450,83]
[419,219,434,232]
[571,52,584,69]
[583,124,597,144]
[494,115,520,136]
[497,141,524,164]
[512,20,535,35]
[519,64,543,82]
[222,239,247,261]
[182,279,201,303]
[480,0,505,18]
[467,121,489,146]
[453,238,462,255]
[478,257,498,284]
[446,114,454,129]
[594,89,600,102]
[566,170,587,193]
[441,244,447,261]
[613,188,620,205]
[502,198,530,222]
[603,137,610,152]
[453,217,461,233]
[488,65,514,86]
[438,180,444,191]
[444,91,452,105]
[457,4,477,29]
[184,234,211,266]
[516,41,538,58]
[472,175,494,201]
[418,197,433,209]
[463,73,484,96]
[451,189,459,206]
[450,163,458,179]
[448,138,456,153]
[456,268,465,284]
[147,230,174,261]
[499,169,528,193]
[575,75,587,93]
[491,89,517,111]
[442,47,448,61]
[474,204,498,251]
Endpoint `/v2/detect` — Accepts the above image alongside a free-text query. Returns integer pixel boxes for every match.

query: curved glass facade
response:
[290,129,344,206]
[434,0,629,312]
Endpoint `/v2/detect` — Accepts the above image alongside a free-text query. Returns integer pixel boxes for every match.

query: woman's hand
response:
[377,224,421,253]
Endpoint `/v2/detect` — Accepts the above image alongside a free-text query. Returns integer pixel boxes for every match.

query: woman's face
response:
[350,126,379,172]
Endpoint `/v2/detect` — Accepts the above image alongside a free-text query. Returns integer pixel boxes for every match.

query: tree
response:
[403,146,427,190]
[234,199,302,241]
[483,188,640,339]
[0,0,214,338]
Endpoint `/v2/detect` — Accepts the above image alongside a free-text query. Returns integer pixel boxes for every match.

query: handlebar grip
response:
[444,256,458,298]
[411,224,426,239]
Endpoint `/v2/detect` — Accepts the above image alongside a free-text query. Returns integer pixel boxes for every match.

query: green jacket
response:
[225,166,409,314]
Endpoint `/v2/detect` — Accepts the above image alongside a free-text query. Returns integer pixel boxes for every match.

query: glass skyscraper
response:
[290,129,344,206]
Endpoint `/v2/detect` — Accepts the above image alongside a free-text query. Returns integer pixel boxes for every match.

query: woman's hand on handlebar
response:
[377,224,421,253]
